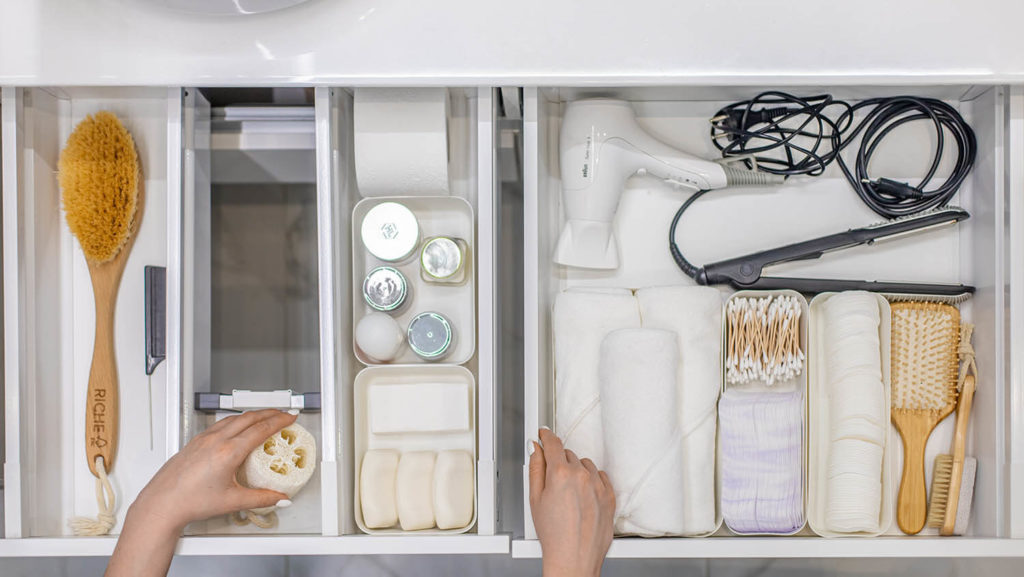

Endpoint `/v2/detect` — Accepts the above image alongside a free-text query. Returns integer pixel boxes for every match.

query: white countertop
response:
[0,0,1021,86]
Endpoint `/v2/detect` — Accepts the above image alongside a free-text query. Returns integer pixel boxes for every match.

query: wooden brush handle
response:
[85,261,124,477]
[894,413,934,535]
[942,374,976,536]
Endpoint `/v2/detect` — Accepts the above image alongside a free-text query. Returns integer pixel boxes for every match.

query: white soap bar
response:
[397,451,437,531]
[360,450,399,529]
[369,382,470,435]
[434,450,475,530]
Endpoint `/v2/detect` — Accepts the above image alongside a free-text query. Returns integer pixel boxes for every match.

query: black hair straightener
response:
[671,205,974,296]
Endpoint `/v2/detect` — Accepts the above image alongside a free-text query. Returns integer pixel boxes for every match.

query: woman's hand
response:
[130,408,298,531]
[529,428,615,577]
[107,409,297,577]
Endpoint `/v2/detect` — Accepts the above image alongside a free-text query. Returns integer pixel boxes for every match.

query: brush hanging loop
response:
[68,456,117,536]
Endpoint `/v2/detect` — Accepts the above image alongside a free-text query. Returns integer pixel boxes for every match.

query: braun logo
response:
[582,136,592,178]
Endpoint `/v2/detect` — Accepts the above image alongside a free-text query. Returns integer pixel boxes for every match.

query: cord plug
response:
[711,107,795,139]
[869,177,924,199]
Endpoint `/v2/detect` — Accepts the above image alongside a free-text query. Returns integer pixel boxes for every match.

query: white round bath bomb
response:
[238,421,317,515]
[356,312,405,362]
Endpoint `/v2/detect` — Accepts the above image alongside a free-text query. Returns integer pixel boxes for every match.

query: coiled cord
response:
[710,92,976,219]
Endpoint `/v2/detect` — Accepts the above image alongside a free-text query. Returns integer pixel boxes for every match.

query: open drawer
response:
[515,85,1024,558]
[0,86,507,555]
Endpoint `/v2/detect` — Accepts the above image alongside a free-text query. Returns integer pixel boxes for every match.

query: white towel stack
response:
[636,286,722,535]
[719,389,804,534]
[821,292,886,533]
[553,285,722,536]
[553,288,641,469]
[599,329,686,537]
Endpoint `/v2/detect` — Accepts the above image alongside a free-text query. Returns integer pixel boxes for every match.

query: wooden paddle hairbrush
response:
[890,301,960,535]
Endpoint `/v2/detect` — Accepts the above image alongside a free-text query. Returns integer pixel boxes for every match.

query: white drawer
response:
[0,86,507,555]
[515,85,1024,558]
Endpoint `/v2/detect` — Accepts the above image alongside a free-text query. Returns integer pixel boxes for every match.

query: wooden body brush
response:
[890,301,960,535]
[928,323,979,536]
[58,111,142,535]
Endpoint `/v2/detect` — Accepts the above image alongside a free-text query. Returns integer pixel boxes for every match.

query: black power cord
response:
[671,92,977,279]
[834,96,977,217]
[710,91,977,219]
[711,91,852,178]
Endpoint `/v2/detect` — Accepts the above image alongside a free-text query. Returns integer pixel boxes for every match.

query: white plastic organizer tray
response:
[352,197,476,365]
[353,365,478,534]
[807,292,894,537]
[720,289,808,536]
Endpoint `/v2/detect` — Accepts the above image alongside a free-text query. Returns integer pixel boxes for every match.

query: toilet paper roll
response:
[354,88,450,197]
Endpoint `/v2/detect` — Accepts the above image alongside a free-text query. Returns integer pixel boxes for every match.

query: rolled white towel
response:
[636,286,723,535]
[554,288,641,469]
[599,328,685,537]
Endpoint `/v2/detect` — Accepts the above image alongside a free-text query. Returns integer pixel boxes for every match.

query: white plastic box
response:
[0,86,507,555]
[517,85,1024,558]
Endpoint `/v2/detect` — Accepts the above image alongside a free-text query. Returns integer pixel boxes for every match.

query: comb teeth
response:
[884,292,973,306]
[890,302,960,411]
[865,206,967,230]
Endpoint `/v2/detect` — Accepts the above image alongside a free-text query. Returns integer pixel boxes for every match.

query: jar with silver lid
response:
[362,266,410,313]
[407,311,455,361]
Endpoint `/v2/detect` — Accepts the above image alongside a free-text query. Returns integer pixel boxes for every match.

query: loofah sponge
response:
[238,422,317,517]
[58,111,140,264]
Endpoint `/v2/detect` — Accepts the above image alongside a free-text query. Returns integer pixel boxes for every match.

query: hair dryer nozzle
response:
[554,220,618,270]
[722,166,786,187]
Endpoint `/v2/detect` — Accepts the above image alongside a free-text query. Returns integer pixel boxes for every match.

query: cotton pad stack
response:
[719,389,804,534]
[821,292,886,533]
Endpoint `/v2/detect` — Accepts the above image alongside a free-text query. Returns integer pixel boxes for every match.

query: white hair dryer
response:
[556,99,783,269]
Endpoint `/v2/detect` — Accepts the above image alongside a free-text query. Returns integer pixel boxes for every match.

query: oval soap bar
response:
[434,450,475,530]
[360,449,400,529]
[238,421,317,515]
[396,451,437,531]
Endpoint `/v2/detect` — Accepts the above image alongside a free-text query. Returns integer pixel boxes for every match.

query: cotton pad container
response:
[807,291,894,537]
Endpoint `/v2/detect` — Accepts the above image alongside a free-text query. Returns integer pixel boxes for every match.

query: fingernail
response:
[527,440,536,456]
[539,426,551,432]
[276,499,292,508]
[287,409,299,416]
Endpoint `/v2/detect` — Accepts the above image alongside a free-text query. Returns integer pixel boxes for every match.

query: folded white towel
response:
[599,329,686,537]
[554,288,641,469]
[636,286,723,535]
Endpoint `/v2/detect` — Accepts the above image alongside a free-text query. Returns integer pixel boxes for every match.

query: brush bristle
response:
[890,302,960,411]
[927,453,954,528]
[58,111,139,264]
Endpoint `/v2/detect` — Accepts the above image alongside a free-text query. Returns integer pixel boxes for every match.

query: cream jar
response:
[361,202,420,263]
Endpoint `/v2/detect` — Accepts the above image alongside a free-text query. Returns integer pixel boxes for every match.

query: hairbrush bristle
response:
[927,454,954,528]
[58,111,140,264]
[890,302,960,411]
